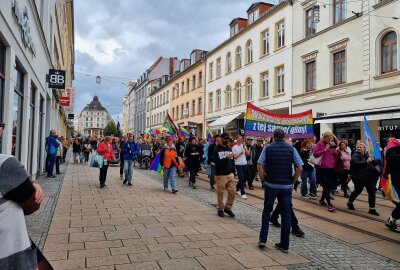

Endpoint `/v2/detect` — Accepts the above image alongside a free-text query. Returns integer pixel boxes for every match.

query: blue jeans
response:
[47,154,56,176]
[301,169,317,196]
[124,159,134,183]
[260,185,292,250]
[163,167,177,190]
[235,165,247,195]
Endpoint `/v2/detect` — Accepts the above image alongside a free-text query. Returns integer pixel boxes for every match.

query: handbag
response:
[95,154,104,168]
[309,153,322,166]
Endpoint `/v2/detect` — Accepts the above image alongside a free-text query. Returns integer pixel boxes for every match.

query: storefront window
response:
[333,122,360,149]
[37,97,44,173]
[28,84,36,174]
[0,42,5,152]
[12,66,24,160]
[379,119,400,147]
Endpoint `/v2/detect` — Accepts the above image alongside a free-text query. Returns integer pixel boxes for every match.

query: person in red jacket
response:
[97,136,115,188]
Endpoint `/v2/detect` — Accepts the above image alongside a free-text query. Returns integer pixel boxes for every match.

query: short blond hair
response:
[104,136,111,142]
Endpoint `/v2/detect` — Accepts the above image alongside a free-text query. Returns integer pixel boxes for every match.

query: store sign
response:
[187,122,197,136]
[48,69,66,89]
[11,0,36,56]
[378,126,399,131]
[68,114,74,120]
[59,96,70,107]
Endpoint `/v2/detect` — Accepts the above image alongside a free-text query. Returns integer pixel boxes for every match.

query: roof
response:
[84,96,107,111]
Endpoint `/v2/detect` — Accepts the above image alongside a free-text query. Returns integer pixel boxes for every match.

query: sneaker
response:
[210,186,215,191]
[163,187,168,192]
[56,172,62,175]
[189,182,193,187]
[224,208,236,218]
[217,210,225,217]
[172,189,178,194]
[309,194,317,200]
[128,183,132,186]
[368,209,379,216]
[301,194,310,199]
[123,180,127,184]
[292,227,305,237]
[347,202,355,210]
[327,204,336,212]
[385,218,400,233]
[192,184,197,189]
[120,175,123,179]
[329,194,335,200]
[270,219,281,228]
[319,200,327,207]
[236,191,241,196]
[241,194,248,199]
[258,241,266,249]
[100,184,105,188]
[275,243,289,253]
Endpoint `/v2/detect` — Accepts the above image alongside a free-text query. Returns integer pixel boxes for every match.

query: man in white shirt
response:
[232,136,250,199]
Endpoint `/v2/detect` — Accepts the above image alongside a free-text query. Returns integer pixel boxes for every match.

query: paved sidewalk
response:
[43,162,307,269]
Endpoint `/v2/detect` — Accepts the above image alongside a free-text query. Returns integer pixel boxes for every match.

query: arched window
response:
[246,40,253,63]
[246,78,253,101]
[225,86,232,107]
[235,82,242,104]
[235,47,242,69]
[382,31,397,73]
[226,52,232,73]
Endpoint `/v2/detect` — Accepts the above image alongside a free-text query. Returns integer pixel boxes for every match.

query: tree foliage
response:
[103,120,117,136]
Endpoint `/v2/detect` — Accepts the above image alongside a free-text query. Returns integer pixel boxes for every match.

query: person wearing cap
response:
[257,128,303,253]
[213,133,236,217]
[232,135,250,199]
[184,137,203,189]
[207,134,221,191]
[347,142,380,216]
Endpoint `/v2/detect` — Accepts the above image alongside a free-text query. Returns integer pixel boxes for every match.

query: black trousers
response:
[337,169,350,192]
[210,165,215,187]
[189,169,196,184]
[62,148,68,162]
[319,168,336,205]
[120,155,124,176]
[349,177,377,208]
[245,164,257,187]
[270,201,299,229]
[56,156,61,173]
[99,164,109,186]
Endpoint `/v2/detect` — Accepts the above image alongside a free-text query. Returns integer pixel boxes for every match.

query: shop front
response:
[208,112,244,138]
[378,119,400,147]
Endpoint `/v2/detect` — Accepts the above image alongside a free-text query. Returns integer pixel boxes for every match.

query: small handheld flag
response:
[363,114,381,160]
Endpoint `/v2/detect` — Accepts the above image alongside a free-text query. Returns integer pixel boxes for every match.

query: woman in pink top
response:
[313,131,338,212]
[337,142,351,198]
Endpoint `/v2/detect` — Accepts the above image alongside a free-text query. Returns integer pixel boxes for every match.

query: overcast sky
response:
[73,0,276,121]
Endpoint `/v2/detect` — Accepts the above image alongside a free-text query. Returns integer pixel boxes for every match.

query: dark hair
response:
[301,139,312,148]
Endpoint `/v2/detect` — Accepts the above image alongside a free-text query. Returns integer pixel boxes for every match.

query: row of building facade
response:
[123,0,400,147]
[0,0,75,179]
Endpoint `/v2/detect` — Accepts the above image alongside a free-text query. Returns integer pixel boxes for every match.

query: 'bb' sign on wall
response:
[48,69,66,89]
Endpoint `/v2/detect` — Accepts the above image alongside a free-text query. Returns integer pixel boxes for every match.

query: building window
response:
[181,82,184,95]
[190,51,196,65]
[276,20,285,49]
[192,100,196,116]
[198,97,202,115]
[28,84,36,174]
[306,8,316,37]
[261,72,269,98]
[333,50,346,85]
[235,82,242,104]
[209,62,214,81]
[176,106,179,120]
[246,78,253,101]
[216,58,221,78]
[208,92,214,112]
[236,46,242,69]
[276,66,285,94]
[192,75,196,89]
[382,31,397,73]
[167,90,169,101]
[334,0,346,24]
[246,40,253,64]
[0,42,5,127]
[12,66,24,160]
[199,71,203,86]
[172,108,175,119]
[261,30,270,56]
[186,102,189,117]
[305,61,316,92]
[181,104,184,119]
[226,52,232,73]
[216,89,221,110]
[186,79,190,93]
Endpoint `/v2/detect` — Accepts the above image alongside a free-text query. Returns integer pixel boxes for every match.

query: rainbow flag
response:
[363,114,381,160]
[150,153,163,175]
[381,138,400,203]
[206,122,214,141]
[179,127,190,137]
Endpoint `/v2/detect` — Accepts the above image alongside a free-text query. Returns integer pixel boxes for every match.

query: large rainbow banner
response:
[244,103,314,138]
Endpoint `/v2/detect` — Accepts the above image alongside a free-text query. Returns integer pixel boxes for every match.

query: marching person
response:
[207,134,221,191]
[46,130,60,178]
[175,137,186,178]
[82,138,91,164]
[233,136,249,199]
[337,141,351,198]
[185,137,203,189]
[253,138,264,184]
[72,137,82,164]
[119,135,127,179]
[160,137,179,193]
[97,136,115,188]
[121,134,139,186]
[245,137,256,190]
[214,133,236,218]
[299,139,317,199]
[257,129,303,253]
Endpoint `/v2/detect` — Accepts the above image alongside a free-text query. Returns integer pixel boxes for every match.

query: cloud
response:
[73,0,265,120]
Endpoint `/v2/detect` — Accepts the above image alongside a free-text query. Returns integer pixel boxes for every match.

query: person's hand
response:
[325,144,330,150]
[32,182,44,205]
[367,156,373,162]
[228,153,234,159]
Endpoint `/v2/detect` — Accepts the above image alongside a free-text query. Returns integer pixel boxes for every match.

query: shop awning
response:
[315,110,400,124]
[209,112,242,130]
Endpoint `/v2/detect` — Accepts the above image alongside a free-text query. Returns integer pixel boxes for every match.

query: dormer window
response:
[230,24,239,37]
[179,61,185,72]
[248,9,259,25]
[190,52,196,65]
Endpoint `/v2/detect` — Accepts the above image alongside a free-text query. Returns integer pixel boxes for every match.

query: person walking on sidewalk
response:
[207,134,221,191]
[160,137,179,193]
[214,133,236,218]
[232,136,249,199]
[121,134,139,186]
[82,138,91,164]
[97,136,115,188]
[55,137,63,175]
[72,137,82,164]
[257,128,303,253]
[46,130,60,178]
[61,136,70,163]
[299,139,317,199]
[185,137,203,189]
[119,135,127,179]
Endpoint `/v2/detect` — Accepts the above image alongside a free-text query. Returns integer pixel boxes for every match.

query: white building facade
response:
[146,75,171,131]
[292,0,400,146]
[0,0,74,178]
[206,2,293,137]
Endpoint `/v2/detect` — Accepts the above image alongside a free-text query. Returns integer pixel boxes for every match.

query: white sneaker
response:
[241,194,247,199]
[236,191,241,196]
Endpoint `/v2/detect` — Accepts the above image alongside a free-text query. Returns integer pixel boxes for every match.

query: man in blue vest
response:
[121,133,139,186]
[46,130,60,178]
[257,128,303,253]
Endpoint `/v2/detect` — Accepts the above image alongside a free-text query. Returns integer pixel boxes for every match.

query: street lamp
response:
[96,75,101,84]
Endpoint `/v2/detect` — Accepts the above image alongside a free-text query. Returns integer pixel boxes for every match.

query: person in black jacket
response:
[207,134,220,190]
[347,142,380,216]
[184,137,203,189]
[214,133,236,218]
